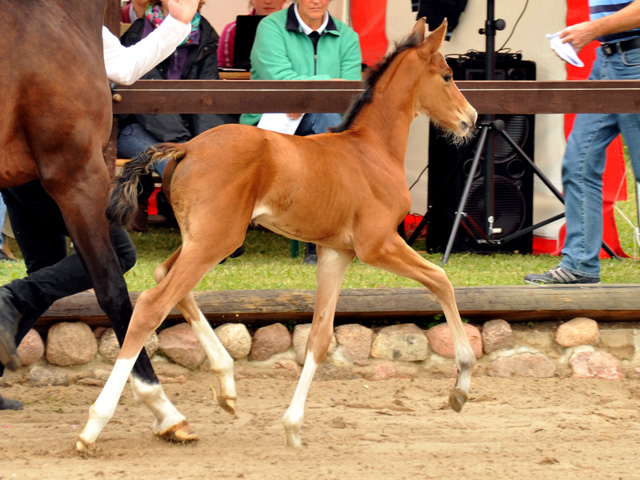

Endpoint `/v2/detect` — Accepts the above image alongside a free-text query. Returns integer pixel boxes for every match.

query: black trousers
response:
[0,180,136,376]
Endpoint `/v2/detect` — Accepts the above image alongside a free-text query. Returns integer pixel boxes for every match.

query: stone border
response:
[3,316,640,388]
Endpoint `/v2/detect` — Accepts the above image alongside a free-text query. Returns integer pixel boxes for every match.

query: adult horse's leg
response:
[37,153,184,448]
[358,233,475,411]
[77,238,238,451]
[282,246,355,448]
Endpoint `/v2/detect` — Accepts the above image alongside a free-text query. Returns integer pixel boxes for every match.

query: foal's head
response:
[411,19,477,143]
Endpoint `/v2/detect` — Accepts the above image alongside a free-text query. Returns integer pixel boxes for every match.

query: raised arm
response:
[103,0,199,85]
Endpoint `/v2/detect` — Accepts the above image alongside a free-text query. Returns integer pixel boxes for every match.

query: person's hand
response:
[286,113,303,120]
[559,21,597,53]
[167,0,199,24]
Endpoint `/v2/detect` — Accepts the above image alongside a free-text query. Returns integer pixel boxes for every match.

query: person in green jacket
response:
[240,0,362,265]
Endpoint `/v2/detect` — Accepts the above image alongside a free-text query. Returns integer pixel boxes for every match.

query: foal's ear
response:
[411,17,427,39]
[422,19,448,54]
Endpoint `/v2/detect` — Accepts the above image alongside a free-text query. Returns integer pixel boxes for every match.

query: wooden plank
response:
[37,285,640,329]
[111,80,640,115]
[112,80,363,114]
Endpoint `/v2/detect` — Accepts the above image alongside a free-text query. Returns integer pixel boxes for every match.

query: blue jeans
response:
[117,123,169,178]
[0,195,5,249]
[560,47,640,278]
[295,113,342,136]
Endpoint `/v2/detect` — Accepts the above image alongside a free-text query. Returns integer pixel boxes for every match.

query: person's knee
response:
[112,228,137,273]
[118,245,137,273]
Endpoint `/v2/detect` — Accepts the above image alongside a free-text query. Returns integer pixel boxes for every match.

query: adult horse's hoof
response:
[449,387,468,413]
[219,396,236,416]
[157,420,198,443]
[75,437,97,456]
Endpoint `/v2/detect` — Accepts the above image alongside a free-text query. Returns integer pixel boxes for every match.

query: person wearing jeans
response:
[526,0,640,284]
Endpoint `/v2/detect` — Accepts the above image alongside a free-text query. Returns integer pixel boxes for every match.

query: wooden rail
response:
[111,79,640,115]
[39,284,640,328]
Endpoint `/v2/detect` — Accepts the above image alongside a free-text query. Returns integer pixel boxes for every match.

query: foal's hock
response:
[78,18,477,452]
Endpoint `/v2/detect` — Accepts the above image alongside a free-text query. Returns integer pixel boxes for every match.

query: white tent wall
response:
[201,0,569,242]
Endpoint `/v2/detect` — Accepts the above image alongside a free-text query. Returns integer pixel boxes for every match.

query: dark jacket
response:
[415,0,468,40]
[120,15,236,142]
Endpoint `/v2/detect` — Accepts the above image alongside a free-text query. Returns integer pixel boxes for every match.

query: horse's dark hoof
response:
[0,288,22,371]
[449,387,468,413]
[0,395,23,410]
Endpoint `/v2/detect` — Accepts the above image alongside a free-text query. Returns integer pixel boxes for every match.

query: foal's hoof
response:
[219,396,236,416]
[449,387,468,413]
[75,437,97,456]
[157,420,199,443]
[284,429,302,449]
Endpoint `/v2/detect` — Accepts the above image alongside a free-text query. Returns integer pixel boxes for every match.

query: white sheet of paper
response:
[257,113,304,135]
[546,32,584,68]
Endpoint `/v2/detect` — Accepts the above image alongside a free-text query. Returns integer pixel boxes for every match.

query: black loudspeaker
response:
[426,56,536,254]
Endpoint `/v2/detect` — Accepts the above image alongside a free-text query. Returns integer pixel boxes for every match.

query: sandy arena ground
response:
[1,372,640,480]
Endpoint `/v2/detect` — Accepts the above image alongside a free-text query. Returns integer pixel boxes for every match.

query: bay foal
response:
[77,18,477,451]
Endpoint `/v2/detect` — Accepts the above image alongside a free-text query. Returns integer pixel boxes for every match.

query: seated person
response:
[121,0,148,23]
[217,0,286,69]
[239,0,362,264]
[117,0,238,232]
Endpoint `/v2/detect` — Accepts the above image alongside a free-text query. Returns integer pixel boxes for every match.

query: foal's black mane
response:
[330,30,424,133]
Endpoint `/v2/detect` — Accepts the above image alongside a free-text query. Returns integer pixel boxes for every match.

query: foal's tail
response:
[107,143,186,227]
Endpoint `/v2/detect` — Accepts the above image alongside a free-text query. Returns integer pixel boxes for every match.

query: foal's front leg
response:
[359,234,475,412]
[283,247,355,447]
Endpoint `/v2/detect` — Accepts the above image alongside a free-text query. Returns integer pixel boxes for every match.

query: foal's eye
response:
[443,74,452,83]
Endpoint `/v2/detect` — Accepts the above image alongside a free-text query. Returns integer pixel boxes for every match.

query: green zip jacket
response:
[240,5,362,126]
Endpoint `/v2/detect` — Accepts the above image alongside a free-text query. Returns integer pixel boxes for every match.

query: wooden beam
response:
[111,80,640,115]
[37,285,640,329]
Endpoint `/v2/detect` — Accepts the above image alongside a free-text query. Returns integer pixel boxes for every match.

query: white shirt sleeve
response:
[102,15,191,86]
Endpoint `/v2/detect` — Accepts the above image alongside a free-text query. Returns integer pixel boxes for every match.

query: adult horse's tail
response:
[107,144,186,227]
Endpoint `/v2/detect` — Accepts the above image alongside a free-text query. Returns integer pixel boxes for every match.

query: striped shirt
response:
[589,0,640,42]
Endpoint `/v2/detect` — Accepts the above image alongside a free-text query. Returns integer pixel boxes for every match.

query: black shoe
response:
[0,288,23,371]
[524,267,600,285]
[0,394,23,410]
[0,250,16,263]
[303,243,317,265]
[219,245,245,264]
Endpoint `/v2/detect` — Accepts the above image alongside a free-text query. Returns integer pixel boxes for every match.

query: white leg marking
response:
[130,376,186,435]
[190,311,236,412]
[77,357,137,448]
[282,350,318,448]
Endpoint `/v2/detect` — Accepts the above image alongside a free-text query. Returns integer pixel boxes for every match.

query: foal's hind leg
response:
[358,234,475,412]
[154,250,236,415]
[283,247,355,448]
[77,243,225,451]
[124,251,200,441]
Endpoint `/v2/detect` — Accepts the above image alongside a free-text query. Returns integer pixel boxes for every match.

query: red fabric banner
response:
[349,0,388,66]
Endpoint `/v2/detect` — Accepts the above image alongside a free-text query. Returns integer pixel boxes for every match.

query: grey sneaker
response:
[524,267,600,285]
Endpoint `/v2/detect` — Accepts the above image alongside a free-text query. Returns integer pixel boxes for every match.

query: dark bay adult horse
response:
[0,0,191,440]
[78,19,477,451]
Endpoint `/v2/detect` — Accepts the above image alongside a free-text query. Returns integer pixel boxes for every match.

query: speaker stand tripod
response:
[435,0,619,265]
